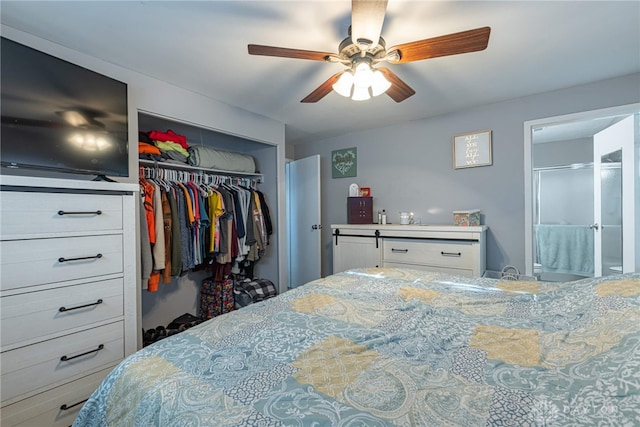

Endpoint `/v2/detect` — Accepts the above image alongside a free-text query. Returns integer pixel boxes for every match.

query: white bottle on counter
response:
[381,209,387,225]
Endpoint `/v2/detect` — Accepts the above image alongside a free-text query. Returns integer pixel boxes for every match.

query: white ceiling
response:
[1,1,639,145]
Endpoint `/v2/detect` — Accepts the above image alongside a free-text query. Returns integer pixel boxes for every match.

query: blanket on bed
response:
[74,269,640,426]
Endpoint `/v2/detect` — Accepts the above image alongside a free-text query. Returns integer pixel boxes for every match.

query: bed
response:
[74,268,640,426]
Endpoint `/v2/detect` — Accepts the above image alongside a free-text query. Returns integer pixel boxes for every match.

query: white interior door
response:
[286,155,321,288]
[593,115,634,275]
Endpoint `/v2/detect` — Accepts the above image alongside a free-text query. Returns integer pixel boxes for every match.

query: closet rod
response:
[140,167,259,191]
[139,166,259,189]
[138,159,263,182]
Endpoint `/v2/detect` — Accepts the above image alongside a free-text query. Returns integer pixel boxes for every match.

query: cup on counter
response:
[399,212,414,225]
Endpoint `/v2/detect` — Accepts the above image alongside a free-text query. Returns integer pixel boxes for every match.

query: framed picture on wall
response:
[332,147,357,178]
[453,130,492,169]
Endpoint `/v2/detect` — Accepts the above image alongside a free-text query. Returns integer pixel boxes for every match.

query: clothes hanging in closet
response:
[139,168,271,291]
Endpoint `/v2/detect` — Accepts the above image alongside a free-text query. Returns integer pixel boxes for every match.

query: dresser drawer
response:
[0,192,123,238]
[1,235,123,291]
[1,322,123,403]
[383,238,476,269]
[0,366,113,427]
[1,278,124,349]
[383,261,473,277]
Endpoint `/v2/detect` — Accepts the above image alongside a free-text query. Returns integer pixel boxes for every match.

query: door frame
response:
[523,103,639,277]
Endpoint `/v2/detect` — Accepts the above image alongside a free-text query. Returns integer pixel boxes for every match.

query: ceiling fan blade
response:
[388,27,491,64]
[351,0,388,46]
[248,44,333,61]
[301,72,343,103]
[378,68,415,102]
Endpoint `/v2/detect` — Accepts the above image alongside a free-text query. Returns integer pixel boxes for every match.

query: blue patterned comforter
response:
[74,268,640,426]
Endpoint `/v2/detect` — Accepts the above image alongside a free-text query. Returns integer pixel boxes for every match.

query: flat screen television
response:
[1,37,129,179]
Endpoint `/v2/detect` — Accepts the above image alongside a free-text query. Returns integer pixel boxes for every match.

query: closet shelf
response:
[138,159,263,181]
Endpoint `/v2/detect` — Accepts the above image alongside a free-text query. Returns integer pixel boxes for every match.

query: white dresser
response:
[331,224,487,276]
[0,176,139,427]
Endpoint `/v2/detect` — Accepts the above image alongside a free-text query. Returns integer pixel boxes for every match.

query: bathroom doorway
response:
[524,104,638,280]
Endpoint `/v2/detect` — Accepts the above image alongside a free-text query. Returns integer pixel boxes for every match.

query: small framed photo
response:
[359,187,371,197]
[453,130,492,169]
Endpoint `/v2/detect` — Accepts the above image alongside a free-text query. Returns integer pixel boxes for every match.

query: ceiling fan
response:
[248,0,490,103]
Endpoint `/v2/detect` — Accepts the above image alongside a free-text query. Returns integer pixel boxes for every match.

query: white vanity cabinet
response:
[331,224,487,276]
[0,176,139,427]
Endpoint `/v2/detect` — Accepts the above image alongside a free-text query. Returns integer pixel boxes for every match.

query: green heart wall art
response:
[332,147,357,178]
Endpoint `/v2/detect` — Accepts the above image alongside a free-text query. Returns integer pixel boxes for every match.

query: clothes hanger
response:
[199,173,216,195]
[162,168,173,191]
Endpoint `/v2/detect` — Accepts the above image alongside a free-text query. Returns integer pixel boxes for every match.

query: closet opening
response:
[137,111,280,338]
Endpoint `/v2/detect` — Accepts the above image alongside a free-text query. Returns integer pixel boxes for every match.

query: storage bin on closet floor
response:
[200,278,235,319]
[233,277,278,309]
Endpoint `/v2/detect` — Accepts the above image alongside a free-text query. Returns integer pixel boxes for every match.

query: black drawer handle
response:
[391,248,408,253]
[58,210,102,216]
[60,398,88,411]
[441,251,462,257]
[59,299,103,313]
[60,344,104,362]
[58,254,103,263]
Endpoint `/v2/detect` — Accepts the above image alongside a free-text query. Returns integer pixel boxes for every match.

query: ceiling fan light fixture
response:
[370,69,391,96]
[332,71,355,97]
[332,62,390,100]
[249,1,491,104]
[351,85,371,101]
[353,62,374,88]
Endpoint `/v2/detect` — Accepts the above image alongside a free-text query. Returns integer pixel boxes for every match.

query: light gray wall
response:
[294,73,640,277]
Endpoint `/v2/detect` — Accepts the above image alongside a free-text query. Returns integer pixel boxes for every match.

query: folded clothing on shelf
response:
[148,129,189,149]
[188,146,256,173]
